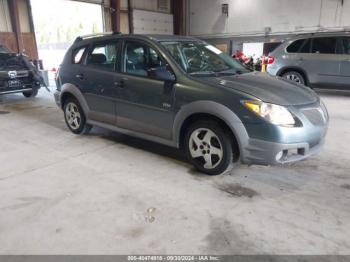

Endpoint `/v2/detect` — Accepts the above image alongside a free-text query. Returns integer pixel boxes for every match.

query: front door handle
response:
[76,74,84,80]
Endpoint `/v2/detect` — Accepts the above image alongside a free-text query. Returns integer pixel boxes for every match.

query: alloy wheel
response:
[285,73,302,84]
[189,128,224,169]
[65,102,82,130]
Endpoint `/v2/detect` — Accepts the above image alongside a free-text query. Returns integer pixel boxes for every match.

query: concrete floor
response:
[0,89,350,255]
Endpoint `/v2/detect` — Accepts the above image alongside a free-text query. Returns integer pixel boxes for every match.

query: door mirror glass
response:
[148,66,176,82]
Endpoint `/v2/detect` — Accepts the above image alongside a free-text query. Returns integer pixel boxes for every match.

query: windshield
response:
[0,45,10,53]
[161,41,248,75]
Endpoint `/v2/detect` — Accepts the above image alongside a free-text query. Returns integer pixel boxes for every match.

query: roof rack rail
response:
[74,32,122,43]
[295,29,350,37]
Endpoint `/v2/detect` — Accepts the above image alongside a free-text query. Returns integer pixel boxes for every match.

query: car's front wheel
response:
[185,120,236,176]
[63,97,92,134]
[282,71,306,85]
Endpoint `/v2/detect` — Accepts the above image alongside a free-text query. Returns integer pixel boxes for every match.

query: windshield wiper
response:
[217,72,237,76]
[215,69,241,76]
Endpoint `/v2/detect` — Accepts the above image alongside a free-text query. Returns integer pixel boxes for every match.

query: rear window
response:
[72,47,87,64]
[312,37,336,54]
[286,39,305,53]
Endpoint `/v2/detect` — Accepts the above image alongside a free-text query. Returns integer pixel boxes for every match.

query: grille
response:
[302,107,327,126]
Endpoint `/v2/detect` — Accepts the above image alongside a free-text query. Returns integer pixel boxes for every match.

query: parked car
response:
[0,44,45,97]
[55,33,329,175]
[267,32,350,89]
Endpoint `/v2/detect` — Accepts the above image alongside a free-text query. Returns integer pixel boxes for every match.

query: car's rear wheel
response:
[23,89,38,98]
[63,97,92,134]
[282,71,306,85]
[184,120,236,176]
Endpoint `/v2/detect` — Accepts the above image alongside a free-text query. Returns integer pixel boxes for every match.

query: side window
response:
[300,39,311,53]
[72,47,86,64]
[86,41,119,70]
[286,39,305,53]
[123,41,165,77]
[311,37,336,54]
[162,42,186,70]
[343,38,350,55]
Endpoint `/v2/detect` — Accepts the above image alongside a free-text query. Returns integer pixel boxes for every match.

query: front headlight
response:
[243,100,296,127]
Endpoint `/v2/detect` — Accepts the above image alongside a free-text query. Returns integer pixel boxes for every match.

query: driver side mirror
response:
[148,66,176,82]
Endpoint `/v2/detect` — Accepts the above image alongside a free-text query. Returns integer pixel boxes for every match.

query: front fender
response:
[173,101,249,154]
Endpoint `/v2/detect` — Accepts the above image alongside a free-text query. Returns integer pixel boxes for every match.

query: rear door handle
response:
[76,74,84,80]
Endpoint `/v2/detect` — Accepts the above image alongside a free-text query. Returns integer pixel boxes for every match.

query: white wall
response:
[132,9,173,34]
[188,0,350,37]
[132,0,171,13]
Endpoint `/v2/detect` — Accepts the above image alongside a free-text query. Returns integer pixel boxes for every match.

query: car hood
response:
[194,72,318,106]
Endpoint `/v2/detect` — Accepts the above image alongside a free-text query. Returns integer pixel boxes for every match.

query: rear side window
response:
[286,39,304,53]
[123,41,166,77]
[311,37,336,54]
[72,47,86,64]
[86,41,120,71]
[342,38,350,54]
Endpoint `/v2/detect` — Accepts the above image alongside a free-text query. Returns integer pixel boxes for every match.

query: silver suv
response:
[267,32,350,89]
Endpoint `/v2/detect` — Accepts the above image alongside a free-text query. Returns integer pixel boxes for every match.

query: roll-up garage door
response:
[70,0,110,6]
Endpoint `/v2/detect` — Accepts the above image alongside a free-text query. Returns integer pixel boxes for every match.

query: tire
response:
[63,97,92,135]
[282,71,306,85]
[23,89,38,98]
[184,120,237,176]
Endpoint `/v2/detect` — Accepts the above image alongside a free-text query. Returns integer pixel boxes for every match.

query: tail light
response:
[267,56,275,64]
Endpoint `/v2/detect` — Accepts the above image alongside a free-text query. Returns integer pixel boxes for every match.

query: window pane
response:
[287,39,304,53]
[124,41,165,77]
[300,39,311,53]
[312,37,336,54]
[162,43,186,70]
[72,47,86,64]
[343,38,350,55]
[87,42,119,70]
[162,41,247,74]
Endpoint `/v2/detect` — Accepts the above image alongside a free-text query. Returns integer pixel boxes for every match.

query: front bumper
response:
[241,136,326,165]
[239,99,329,166]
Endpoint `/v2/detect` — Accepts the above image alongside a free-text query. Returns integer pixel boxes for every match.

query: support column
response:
[110,0,121,32]
[8,0,23,53]
[173,0,185,35]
